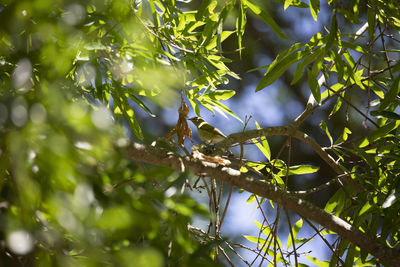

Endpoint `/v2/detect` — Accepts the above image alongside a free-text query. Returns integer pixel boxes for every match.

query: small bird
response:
[189,117,226,145]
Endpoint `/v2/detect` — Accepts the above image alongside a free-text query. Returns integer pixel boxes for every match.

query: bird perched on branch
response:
[189,117,226,145]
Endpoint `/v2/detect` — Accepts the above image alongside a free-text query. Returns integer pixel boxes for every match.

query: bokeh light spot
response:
[74,183,95,207]
[7,230,33,255]
[30,103,47,124]
[91,107,112,130]
[63,4,86,26]
[11,98,28,127]
[12,59,32,93]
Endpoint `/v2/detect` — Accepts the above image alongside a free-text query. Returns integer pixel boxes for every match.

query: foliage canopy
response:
[1,0,400,266]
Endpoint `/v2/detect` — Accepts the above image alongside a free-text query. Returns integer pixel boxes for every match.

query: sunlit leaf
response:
[334,127,352,145]
[319,120,333,145]
[370,110,400,120]
[244,235,266,245]
[287,218,303,248]
[278,165,319,176]
[129,94,156,117]
[252,121,271,160]
[306,255,329,266]
[256,51,303,91]
[202,90,236,101]
[309,0,320,21]
[247,194,257,204]
[307,68,321,103]
[236,2,246,57]
[243,0,287,39]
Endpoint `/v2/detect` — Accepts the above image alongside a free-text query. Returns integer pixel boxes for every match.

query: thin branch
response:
[289,176,340,195]
[217,246,234,267]
[218,126,363,192]
[324,83,379,127]
[304,218,345,266]
[187,225,252,266]
[285,208,299,267]
[377,22,394,80]
[219,185,233,229]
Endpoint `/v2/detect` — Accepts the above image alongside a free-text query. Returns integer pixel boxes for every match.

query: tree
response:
[1,0,400,266]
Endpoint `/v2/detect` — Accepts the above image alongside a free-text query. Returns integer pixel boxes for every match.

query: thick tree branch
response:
[217,126,362,192]
[126,142,400,266]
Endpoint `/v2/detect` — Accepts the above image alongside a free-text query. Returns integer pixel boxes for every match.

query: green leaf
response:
[186,89,201,116]
[351,68,366,90]
[328,96,342,119]
[247,194,257,204]
[319,120,333,145]
[256,51,303,91]
[325,189,345,214]
[284,0,294,10]
[246,162,267,171]
[243,0,287,39]
[199,17,219,48]
[123,107,143,140]
[307,68,321,103]
[254,220,271,236]
[202,90,236,100]
[342,49,355,68]
[278,165,319,176]
[326,14,337,49]
[321,82,343,100]
[334,127,352,145]
[252,138,271,161]
[358,202,373,217]
[270,159,287,168]
[201,98,242,122]
[354,146,377,168]
[113,93,143,140]
[380,75,400,111]
[205,30,235,50]
[287,218,303,248]
[129,94,156,117]
[291,47,323,85]
[244,235,266,246]
[370,110,400,120]
[253,120,271,160]
[365,120,400,146]
[196,0,212,20]
[273,174,285,189]
[276,0,309,8]
[306,255,329,267]
[332,50,344,81]
[344,244,356,267]
[341,41,367,54]
[247,64,270,73]
[236,2,246,57]
[309,0,320,21]
[149,0,160,28]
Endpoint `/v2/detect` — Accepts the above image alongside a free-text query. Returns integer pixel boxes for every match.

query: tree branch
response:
[126,142,400,266]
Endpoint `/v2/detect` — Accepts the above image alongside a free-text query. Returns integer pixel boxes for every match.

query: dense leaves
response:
[1,0,400,266]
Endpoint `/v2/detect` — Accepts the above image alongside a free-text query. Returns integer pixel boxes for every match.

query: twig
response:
[285,208,299,267]
[324,83,379,127]
[304,218,345,266]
